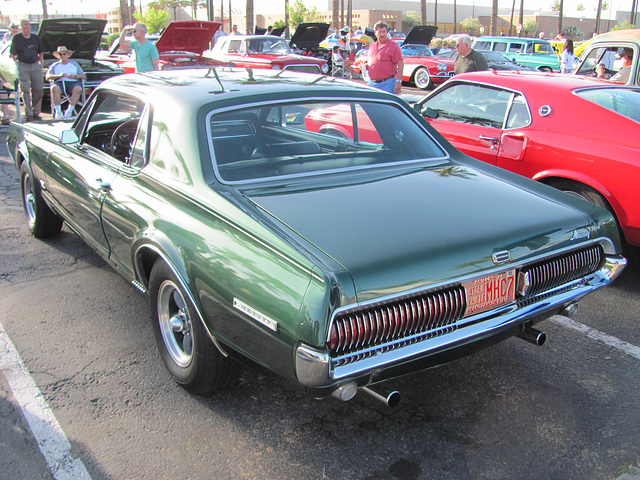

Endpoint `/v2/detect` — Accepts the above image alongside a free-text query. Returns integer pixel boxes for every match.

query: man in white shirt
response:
[45,46,86,118]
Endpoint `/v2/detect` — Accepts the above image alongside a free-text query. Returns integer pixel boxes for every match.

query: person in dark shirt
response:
[10,19,44,121]
[454,34,489,75]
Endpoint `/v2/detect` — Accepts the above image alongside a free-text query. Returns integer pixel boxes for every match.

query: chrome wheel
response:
[413,67,432,90]
[157,279,193,368]
[22,171,37,226]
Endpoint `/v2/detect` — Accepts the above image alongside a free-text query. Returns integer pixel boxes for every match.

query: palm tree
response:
[632,0,638,25]
[509,0,516,35]
[332,0,339,30]
[595,0,603,34]
[557,0,564,36]
[490,0,498,35]
[434,0,438,27]
[40,0,48,18]
[421,0,427,25]
[120,0,131,25]
[453,0,457,34]
[285,0,290,38]
[518,0,524,37]
[246,0,253,35]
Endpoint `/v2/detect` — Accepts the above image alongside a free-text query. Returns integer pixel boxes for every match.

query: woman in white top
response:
[559,39,576,74]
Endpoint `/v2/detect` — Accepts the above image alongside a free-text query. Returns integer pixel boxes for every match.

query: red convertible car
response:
[207,35,329,74]
[416,70,640,247]
[97,21,227,73]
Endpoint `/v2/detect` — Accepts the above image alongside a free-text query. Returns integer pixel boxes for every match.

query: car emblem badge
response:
[571,228,590,241]
[492,250,511,265]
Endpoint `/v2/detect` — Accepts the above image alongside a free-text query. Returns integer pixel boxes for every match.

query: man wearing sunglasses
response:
[117,23,159,73]
[45,46,86,118]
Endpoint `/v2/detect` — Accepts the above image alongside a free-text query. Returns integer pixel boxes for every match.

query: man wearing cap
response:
[3,23,19,44]
[598,47,633,84]
[365,21,403,94]
[45,46,86,118]
[10,19,44,121]
[117,23,159,73]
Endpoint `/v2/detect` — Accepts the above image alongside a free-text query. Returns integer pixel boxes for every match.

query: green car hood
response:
[245,166,593,302]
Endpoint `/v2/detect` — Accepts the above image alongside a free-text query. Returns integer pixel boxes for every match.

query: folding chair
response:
[50,78,86,118]
[0,78,21,126]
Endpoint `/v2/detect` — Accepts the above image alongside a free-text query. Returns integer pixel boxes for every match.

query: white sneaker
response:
[53,110,62,119]
[64,108,74,118]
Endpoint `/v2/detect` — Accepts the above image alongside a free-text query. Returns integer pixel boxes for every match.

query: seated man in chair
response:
[45,46,86,118]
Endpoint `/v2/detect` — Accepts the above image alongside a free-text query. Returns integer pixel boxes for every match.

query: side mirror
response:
[413,104,438,119]
[60,129,79,145]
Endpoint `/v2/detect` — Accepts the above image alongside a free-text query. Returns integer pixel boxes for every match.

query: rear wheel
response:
[547,179,624,241]
[20,162,63,238]
[547,179,610,211]
[538,66,553,73]
[413,67,433,90]
[149,261,238,394]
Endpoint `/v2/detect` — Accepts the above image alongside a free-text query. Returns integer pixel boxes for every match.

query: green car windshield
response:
[209,100,447,183]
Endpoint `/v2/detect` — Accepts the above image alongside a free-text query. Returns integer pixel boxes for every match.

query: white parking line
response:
[551,315,640,361]
[0,321,92,480]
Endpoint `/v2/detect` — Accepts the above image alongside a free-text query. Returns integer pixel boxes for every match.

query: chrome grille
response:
[520,245,603,298]
[327,244,605,364]
[328,286,466,357]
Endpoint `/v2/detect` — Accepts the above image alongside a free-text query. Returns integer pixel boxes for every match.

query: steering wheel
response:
[109,119,139,160]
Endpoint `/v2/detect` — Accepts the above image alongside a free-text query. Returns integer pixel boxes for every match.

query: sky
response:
[0,0,629,20]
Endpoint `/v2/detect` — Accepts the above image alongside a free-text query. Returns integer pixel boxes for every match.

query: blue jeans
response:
[367,76,396,94]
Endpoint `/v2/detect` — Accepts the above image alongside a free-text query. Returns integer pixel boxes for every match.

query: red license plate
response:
[463,269,516,317]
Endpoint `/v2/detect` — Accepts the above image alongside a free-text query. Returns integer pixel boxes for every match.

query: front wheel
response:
[413,67,433,90]
[149,261,238,394]
[20,162,63,238]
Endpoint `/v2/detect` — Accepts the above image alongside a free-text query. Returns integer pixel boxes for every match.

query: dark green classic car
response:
[7,69,626,405]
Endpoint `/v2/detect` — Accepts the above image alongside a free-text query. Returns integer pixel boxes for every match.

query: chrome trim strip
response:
[233,298,278,331]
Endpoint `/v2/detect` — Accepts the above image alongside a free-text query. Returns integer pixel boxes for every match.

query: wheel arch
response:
[133,241,230,357]
[534,172,617,210]
[536,174,626,235]
[319,124,351,139]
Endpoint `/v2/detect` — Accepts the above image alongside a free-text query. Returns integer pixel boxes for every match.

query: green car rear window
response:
[576,87,640,123]
[209,100,447,182]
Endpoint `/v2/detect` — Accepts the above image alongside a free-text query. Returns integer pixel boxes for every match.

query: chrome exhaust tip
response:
[559,302,579,318]
[517,326,546,346]
[360,386,401,408]
[331,382,358,402]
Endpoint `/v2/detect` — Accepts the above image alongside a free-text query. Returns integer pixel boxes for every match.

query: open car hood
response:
[39,18,106,61]
[290,23,331,49]
[155,21,221,55]
[402,25,439,46]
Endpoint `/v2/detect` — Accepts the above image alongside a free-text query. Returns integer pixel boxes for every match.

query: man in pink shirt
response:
[366,21,403,94]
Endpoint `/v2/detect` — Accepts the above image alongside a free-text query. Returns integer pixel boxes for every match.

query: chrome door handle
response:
[479,135,499,150]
